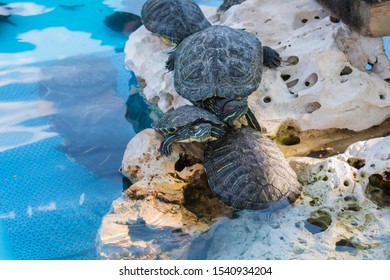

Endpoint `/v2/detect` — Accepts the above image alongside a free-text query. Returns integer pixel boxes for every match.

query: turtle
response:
[204,127,302,210]
[141,0,211,45]
[166,25,281,131]
[152,105,227,156]
[0,2,16,26]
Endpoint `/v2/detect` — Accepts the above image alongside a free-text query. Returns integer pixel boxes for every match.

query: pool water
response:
[1,0,389,260]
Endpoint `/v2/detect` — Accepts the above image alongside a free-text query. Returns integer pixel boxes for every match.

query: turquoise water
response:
[1,0,389,260]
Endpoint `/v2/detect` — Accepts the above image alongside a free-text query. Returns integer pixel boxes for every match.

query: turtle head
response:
[218,99,248,123]
[184,123,215,142]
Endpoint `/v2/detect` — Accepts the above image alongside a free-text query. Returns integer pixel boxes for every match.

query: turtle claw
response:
[262,46,281,69]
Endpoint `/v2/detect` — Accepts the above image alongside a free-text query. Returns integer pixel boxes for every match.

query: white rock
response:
[98,129,390,259]
[124,0,390,135]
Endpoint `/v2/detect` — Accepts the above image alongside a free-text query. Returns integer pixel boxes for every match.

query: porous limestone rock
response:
[124,0,390,137]
[97,129,233,260]
[97,130,389,259]
[200,136,390,259]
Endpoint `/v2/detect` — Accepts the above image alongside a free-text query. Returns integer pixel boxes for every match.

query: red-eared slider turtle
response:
[204,127,302,210]
[141,0,211,45]
[167,25,281,131]
[152,105,226,156]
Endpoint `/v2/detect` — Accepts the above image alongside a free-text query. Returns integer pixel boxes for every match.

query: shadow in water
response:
[39,54,137,180]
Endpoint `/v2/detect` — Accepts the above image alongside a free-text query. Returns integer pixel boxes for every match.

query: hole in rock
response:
[343,180,350,187]
[365,173,390,208]
[307,147,337,158]
[305,101,321,113]
[175,154,200,172]
[286,79,299,88]
[379,94,385,100]
[385,78,390,83]
[344,195,357,202]
[335,239,358,252]
[314,16,320,19]
[343,204,361,212]
[301,18,308,23]
[263,96,271,103]
[304,210,332,234]
[340,66,353,76]
[276,120,301,146]
[304,73,318,88]
[329,16,340,23]
[287,56,299,65]
[281,74,291,81]
[347,157,366,169]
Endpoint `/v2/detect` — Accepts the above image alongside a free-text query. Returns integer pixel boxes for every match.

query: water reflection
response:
[0,100,57,152]
[104,11,142,35]
[39,54,135,179]
[0,27,113,66]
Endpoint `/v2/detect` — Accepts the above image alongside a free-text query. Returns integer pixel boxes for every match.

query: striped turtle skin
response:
[141,0,211,44]
[152,105,226,156]
[204,128,302,210]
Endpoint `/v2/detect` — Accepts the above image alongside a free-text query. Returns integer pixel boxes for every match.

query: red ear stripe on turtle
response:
[223,105,234,112]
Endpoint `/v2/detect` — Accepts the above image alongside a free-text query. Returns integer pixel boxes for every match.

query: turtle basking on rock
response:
[204,127,302,210]
[167,25,281,131]
[152,105,226,156]
[141,0,211,45]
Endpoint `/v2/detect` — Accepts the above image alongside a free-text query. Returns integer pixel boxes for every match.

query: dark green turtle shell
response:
[152,105,226,132]
[204,128,302,210]
[173,25,263,102]
[141,0,211,44]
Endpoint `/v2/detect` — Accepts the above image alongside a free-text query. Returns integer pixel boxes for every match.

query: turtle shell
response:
[141,0,211,44]
[204,128,302,210]
[174,25,263,102]
[152,105,225,131]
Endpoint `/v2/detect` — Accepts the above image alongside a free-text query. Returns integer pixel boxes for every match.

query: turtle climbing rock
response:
[204,127,302,210]
[141,0,211,45]
[166,25,281,130]
[152,105,226,156]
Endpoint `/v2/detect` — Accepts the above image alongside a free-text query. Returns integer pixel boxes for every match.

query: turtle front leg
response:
[262,46,281,69]
[245,108,262,132]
